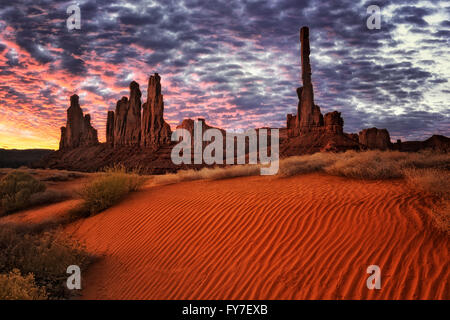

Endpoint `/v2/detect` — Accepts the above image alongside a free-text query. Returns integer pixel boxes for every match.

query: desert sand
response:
[58,174,448,299]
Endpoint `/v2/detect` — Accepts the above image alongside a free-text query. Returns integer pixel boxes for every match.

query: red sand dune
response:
[64,174,448,299]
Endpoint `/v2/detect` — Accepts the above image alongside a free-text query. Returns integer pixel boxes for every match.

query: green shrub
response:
[0,171,46,215]
[0,226,93,299]
[0,269,47,300]
[78,165,145,215]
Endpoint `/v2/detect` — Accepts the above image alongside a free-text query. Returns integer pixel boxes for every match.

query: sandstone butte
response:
[42,26,449,173]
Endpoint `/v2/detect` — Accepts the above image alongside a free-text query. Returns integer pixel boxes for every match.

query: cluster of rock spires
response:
[49,26,447,173]
[61,73,172,151]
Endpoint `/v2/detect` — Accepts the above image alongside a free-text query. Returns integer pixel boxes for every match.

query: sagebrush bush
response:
[0,226,92,299]
[0,269,47,300]
[78,165,145,215]
[0,171,46,215]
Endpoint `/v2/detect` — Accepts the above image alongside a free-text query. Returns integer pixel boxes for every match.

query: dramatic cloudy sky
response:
[0,0,448,149]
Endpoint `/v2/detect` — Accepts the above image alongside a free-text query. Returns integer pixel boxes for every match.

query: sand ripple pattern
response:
[67,174,449,299]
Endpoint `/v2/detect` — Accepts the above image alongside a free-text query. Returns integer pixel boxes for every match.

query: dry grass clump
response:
[152,165,261,186]
[402,168,450,197]
[402,168,449,234]
[278,150,450,180]
[0,226,93,299]
[77,164,146,216]
[278,153,338,177]
[151,150,450,184]
[0,269,48,300]
[324,151,404,179]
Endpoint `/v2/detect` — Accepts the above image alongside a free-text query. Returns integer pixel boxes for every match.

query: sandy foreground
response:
[57,173,447,299]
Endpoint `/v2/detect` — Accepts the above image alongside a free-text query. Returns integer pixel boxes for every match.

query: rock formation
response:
[106,111,114,146]
[125,81,142,146]
[112,82,142,147]
[324,111,344,134]
[296,27,324,130]
[358,128,391,150]
[287,27,341,137]
[113,96,129,147]
[59,94,98,149]
[141,73,171,148]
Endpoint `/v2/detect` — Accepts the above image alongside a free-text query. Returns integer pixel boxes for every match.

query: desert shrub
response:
[0,226,92,299]
[78,165,145,215]
[0,171,46,215]
[152,164,261,186]
[402,168,450,197]
[278,153,338,177]
[0,269,47,300]
[402,168,450,234]
[277,150,450,180]
[324,151,403,180]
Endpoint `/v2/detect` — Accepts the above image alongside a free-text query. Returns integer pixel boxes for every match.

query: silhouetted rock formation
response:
[59,94,99,149]
[125,81,142,146]
[106,111,114,146]
[113,96,129,147]
[141,73,172,148]
[287,27,342,137]
[111,82,142,146]
[297,27,324,131]
[358,128,391,150]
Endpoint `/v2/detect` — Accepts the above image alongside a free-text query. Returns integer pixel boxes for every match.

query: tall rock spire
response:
[141,73,171,148]
[106,110,114,146]
[297,26,323,129]
[125,81,142,145]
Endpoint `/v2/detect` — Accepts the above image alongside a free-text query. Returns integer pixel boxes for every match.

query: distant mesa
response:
[45,26,447,173]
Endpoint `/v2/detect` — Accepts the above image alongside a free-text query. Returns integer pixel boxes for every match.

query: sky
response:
[0,0,448,150]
